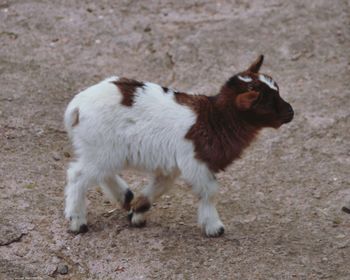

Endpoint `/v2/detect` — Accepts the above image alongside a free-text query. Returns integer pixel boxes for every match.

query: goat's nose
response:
[281,104,294,124]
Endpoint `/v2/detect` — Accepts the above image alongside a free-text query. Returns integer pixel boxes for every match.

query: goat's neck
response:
[207,93,259,147]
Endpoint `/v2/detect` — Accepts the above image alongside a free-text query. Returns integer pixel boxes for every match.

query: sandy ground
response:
[0,0,349,279]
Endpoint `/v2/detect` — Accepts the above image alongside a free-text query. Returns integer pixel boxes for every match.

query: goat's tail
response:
[64,105,80,137]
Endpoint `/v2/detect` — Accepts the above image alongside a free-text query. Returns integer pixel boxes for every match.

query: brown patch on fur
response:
[131,195,151,213]
[71,108,79,127]
[176,55,293,172]
[174,72,293,172]
[112,78,144,107]
[175,91,259,173]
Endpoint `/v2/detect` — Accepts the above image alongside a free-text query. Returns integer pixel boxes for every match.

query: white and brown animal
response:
[64,55,293,237]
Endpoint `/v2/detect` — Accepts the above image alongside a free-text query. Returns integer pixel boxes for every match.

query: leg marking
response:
[100,175,132,210]
[123,189,134,211]
[131,195,151,213]
[128,195,150,227]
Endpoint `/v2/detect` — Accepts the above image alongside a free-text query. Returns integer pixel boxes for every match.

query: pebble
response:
[52,152,61,161]
[63,151,71,158]
[57,264,68,275]
[313,192,321,199]
[35,128,44,136]
[291,52,302,61]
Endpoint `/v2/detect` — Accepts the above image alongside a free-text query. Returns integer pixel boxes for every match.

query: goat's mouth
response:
[280,113,294,124]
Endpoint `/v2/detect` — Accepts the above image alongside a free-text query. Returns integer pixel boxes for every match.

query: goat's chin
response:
[273,116,294,128]
[270,121,283,129]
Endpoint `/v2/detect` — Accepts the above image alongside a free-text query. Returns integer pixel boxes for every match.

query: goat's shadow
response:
[85,208,241,248]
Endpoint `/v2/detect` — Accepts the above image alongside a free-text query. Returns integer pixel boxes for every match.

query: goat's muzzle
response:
[281,105,294,124]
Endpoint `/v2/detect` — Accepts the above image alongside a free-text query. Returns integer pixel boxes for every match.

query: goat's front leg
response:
[198,192,224,237]
[129,173,176,227]
[189,175,224,237]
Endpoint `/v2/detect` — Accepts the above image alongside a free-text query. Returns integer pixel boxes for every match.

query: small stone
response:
[115,266,125,272]
[63,151,71,158]
[52,152,61,161]
[337,241,349,249]
[291,52,302,61]
[332,217,341,227]
[144,26,151,32]
[35,128,44,136]
[57,264,68,275]
[313,192,321,199]
[24,183,36,190]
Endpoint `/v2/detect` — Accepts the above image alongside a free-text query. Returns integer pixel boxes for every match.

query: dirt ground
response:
[0,0,349,279]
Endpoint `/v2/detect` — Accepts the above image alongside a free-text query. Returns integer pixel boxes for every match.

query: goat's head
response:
[223,55,294,128]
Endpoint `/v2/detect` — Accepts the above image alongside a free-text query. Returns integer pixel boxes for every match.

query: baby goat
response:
[64,55,293,237]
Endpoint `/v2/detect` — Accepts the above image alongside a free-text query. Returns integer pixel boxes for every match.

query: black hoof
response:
[68,224,89,235]
[342,206,350,214]
[206,227,225,238]
[217,226,225,236]
[78,224,89,233]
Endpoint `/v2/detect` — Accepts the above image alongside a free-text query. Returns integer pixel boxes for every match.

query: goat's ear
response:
[235,91,260,110]
[247,55,264,73]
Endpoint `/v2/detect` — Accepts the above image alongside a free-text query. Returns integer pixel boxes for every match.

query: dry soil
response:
[0,0,350,279]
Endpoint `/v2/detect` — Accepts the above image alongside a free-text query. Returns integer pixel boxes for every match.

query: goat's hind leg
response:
[65,162,95,233]
[100,175,134,210]
[129,173,176,227]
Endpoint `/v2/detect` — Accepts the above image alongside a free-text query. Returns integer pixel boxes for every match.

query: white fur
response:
[259,74,278,91]
[238,75,253,83]
[64,77,224,236]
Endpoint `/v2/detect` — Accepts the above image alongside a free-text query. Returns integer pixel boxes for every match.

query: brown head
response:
[220,55,294,129]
